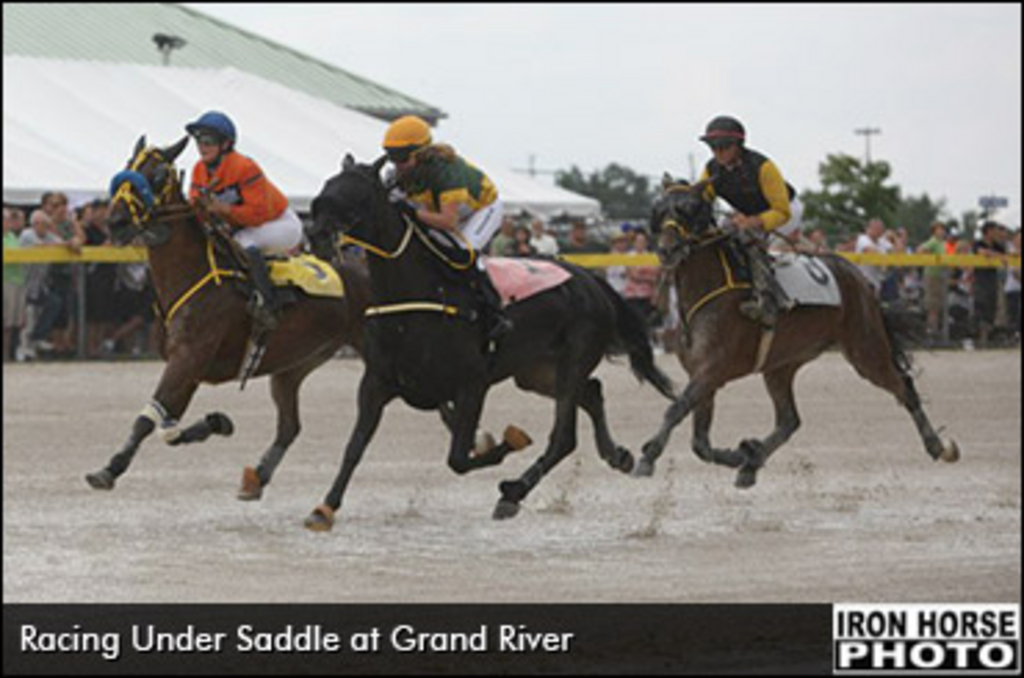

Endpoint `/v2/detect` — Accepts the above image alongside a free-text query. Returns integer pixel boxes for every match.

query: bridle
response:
[109,146,191,245]
[325,166,477,272]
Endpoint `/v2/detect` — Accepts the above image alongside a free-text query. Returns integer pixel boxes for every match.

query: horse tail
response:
[590,272,676,400]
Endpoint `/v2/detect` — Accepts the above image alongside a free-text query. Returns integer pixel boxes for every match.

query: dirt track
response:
[3,350,1020,603]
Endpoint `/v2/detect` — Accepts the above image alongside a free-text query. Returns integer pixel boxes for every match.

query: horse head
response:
[307,153,389,261]
[651,176,716,259]
[108,135,189,246]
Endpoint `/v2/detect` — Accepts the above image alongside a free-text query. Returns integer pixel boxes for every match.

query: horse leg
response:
[238,360,320,501]
[841,338,959,463]
[691,397,746,469]
[494,354,589,520]
[304,373,394,531]
[733,364,802,489]
[85,358,203,490]
[439,400,529,462]
[168,412,235,445]
[578,378,635,474]
[635,378,715,477]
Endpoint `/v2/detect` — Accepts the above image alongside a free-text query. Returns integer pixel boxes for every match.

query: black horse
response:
[302,154,675,528]
[636,178,958,487]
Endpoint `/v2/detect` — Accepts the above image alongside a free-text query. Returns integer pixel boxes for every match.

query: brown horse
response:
[85,136,371,500]
[636,179,959,487]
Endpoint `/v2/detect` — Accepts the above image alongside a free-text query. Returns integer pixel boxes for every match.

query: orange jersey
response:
[189,152,288,228]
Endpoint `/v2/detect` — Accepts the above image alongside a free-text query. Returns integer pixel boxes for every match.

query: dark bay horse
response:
[636,179,959,487]
[301,154,676,529]
[85,136,371,501]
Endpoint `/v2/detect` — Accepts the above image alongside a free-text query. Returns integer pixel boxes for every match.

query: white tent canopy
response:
[3,56,600,219]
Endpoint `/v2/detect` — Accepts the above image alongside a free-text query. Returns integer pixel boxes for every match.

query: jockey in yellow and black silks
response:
[382,115,512,341]
[698,115,800,326]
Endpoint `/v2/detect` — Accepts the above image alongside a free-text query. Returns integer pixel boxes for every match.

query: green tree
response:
[555,163,654,219]
[894,193,947,247]
[800,154,901,241]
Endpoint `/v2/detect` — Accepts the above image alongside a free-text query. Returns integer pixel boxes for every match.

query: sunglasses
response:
[386,147,417,164]
[710,141,737,151]
[196,134,223,147]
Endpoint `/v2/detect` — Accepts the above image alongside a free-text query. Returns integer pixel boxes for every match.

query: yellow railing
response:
[2,246,1020,269]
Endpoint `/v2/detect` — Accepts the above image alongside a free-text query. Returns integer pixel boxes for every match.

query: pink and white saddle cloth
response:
[484,257,572,307]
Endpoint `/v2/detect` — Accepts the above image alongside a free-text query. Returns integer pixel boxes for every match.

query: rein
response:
[156,239,246,328]
[333,174,477,318]
[112,146,246,328]
[662,228,751,324]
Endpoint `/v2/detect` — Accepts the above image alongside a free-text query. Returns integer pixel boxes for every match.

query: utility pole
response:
[854,127,882,164]
[514,154,559,178]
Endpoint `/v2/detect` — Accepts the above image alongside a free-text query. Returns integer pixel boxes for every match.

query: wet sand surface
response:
[3,350,1019,603]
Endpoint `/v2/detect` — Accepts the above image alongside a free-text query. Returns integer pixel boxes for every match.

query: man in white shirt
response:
[855,218,892,295]
[529,218,560,257]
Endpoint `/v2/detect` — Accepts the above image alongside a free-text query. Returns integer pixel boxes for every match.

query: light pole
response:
[854,127,882,164]
[153,33,187,66]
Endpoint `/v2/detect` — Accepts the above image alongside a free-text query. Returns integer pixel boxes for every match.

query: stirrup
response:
[248,292,279,332]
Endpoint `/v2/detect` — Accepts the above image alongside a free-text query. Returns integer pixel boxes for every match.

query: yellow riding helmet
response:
[383,115,432,152]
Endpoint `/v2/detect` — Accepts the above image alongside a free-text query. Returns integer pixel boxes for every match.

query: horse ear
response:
[133,135,147,159]
[342,153,356,171]
[163,135,189,163]
[661,172,675,190]
[372,154,388,175]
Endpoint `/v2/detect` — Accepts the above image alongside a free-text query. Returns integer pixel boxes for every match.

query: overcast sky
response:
[188,3,1021,224]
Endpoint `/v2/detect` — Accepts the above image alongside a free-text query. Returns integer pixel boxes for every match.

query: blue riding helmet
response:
[185,111,237,144]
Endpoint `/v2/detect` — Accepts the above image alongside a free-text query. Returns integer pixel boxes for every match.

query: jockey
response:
[697,115,800,326]
[382,115,513,341]
[185,111,300,331]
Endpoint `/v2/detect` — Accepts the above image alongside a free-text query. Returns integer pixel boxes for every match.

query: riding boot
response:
[739,244,789,327]
[244,246,280,332]
[471,266,514,341]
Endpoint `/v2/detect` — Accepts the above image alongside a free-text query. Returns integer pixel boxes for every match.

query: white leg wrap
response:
[139,401,181,444]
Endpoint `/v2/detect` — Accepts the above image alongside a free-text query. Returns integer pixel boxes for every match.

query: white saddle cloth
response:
[773,253,842,308]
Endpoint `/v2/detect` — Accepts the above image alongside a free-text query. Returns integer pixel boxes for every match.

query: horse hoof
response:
[939,440,960,463]
[499,480,528,504]
[735,467,758,489]
[613,446,635,474]
[85,469,115,490]
[207,412,234,437]
[493,499,521,520]
[304,504,335,532]
[503,425,533,451]
[633,457,655,478]
[237,466,263,501]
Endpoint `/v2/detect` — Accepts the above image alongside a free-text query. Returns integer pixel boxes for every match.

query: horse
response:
[300,154,676,529]
[85,136,372,502]
[635,178,959,487]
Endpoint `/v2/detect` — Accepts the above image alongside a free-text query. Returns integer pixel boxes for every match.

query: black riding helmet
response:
[700,116,746,148]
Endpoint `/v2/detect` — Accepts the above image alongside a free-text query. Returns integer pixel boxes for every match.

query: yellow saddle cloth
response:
[268,254,344,298]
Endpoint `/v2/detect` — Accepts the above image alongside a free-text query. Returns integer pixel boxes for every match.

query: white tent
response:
[3,56,600,218]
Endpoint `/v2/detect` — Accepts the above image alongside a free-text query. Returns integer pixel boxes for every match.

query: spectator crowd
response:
[4,193,157,362]
[3,193,1021,362]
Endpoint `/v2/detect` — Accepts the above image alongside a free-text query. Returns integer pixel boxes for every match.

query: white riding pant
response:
[457,200,504,271]
[775,197,803,238]
[232,207,303,254]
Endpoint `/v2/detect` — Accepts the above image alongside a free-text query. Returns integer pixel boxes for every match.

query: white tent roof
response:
[3,56,600,219]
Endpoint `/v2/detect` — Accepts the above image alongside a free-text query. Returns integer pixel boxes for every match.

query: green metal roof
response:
[2,2,445,124]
